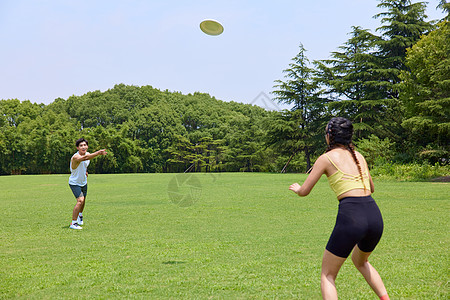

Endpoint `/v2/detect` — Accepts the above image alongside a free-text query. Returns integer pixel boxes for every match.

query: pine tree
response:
[272,44,329,171]
[374,0,433,98]
[314,26,391,138]
[437,0,450,21]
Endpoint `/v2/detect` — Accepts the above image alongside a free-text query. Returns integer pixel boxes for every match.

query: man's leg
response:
[72,196,85,221]
[77,195,85,225]
[76,185,87,225]
[69,185,83,229]
[70,197,84,229]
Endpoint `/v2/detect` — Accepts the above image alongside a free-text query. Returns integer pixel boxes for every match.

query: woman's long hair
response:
[326,117,366,189]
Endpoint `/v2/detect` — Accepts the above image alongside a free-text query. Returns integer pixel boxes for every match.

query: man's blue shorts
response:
[69,184,87,199]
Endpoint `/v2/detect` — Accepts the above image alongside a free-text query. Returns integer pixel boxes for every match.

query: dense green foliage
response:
[400,20,450,151]
[0,87,296,174]
[0,0,448,176]
[272,44,330,170]
[275,0,449,170]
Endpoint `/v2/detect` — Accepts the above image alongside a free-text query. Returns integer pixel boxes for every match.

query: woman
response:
[289,117,389,300]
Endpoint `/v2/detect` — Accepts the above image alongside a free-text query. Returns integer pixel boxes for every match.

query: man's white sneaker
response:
[70,223,82,230]
[77,215,83,225]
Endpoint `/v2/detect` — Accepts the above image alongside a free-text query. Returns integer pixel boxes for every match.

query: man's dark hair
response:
[75,138,88,147]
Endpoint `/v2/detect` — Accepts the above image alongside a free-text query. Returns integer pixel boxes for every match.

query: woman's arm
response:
[289,155,328,197]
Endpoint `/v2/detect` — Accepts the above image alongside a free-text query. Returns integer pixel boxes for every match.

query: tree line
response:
[0,0,448,175]
[272,0,448,170]
[0,88,282,174]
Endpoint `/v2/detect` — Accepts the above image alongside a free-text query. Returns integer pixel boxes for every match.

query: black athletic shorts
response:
[69,184,88,199]
[326,195,384,258]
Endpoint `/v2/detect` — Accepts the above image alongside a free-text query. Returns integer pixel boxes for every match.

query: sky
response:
[0,0,445,109]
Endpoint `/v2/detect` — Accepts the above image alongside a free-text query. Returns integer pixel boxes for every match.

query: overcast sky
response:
[0,0,445,109]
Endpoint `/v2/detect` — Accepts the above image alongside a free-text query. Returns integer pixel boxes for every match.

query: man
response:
[69,138,107,230]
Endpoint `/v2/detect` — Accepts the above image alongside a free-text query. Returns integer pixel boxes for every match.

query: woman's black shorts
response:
[326,195,384,258]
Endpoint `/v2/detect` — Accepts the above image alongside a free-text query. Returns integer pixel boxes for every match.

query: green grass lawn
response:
[0,173,448,299]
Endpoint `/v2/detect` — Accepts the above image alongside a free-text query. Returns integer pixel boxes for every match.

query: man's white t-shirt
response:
[68,152,90,186]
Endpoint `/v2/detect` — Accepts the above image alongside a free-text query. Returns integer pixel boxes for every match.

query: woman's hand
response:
[289,183,301,195]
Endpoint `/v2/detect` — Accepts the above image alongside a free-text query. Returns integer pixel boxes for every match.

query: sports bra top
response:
[324,153,370,197]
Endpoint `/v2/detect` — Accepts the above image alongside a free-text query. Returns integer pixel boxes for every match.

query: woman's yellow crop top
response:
[324,154,370,197]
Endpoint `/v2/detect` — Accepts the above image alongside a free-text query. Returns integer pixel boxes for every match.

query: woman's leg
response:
[321,249,347,300]
[351,245,389,298]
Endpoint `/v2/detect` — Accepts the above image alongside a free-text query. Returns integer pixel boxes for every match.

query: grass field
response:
[1,173,448,299]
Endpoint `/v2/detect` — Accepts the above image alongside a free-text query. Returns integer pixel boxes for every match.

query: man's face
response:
[77,142,88,154]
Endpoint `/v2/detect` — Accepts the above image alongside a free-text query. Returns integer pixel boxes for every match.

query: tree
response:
[0,126,26,174]
[314,26,395,138]
[265,109,311,172]
[399,20,450,149]
[166,134,193,172]
[374,0,433,98]
[368,0,432,145]
[437,0,450,21]
[272,44,329,171]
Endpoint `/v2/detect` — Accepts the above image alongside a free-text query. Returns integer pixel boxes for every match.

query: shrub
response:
[355,135,395,167]
[371,162,450,181]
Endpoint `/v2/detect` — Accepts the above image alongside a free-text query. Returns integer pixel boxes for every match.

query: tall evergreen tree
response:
[314,26,392,138]
[374,0,433,98]
[438,0,450,21]
[272,44,329,170]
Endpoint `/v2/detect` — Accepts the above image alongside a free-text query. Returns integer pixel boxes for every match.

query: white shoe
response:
[70,223,82,230]
[77,215,83,225]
